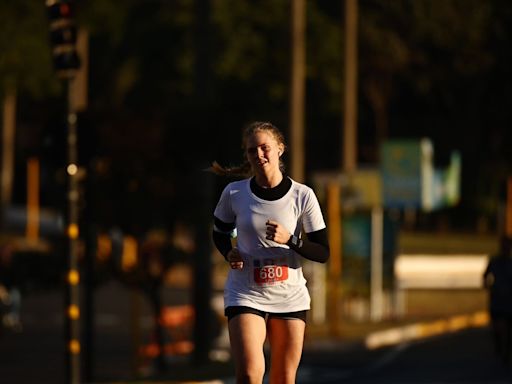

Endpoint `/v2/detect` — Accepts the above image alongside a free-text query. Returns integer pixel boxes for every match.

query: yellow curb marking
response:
[365,310,489,350]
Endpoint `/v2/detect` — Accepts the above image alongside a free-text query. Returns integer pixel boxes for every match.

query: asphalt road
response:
[0,280,179,383]
[1,280,511,384]
[297,327,512,384]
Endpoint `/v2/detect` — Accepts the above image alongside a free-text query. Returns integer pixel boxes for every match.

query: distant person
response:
[483,235,512,364]
[210,121,330,383]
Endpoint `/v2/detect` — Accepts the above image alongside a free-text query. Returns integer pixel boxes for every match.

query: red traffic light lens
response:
[47,1,74,21]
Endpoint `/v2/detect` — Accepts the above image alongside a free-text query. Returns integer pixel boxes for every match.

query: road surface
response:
[1,280,511,384]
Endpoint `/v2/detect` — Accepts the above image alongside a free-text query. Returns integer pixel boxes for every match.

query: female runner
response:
[211,121,329,384]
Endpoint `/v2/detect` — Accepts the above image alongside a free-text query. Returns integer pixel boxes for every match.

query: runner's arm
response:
[287,228,330,263]
[212,217,235,260]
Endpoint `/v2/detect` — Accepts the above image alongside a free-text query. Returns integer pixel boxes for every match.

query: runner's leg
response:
[267,317,305,384]
[228,313,267,384]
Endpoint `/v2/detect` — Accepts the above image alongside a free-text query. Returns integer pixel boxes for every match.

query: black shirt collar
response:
[250,176,292,201]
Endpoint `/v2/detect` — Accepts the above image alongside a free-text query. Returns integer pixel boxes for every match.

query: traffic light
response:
[46,0,80,78]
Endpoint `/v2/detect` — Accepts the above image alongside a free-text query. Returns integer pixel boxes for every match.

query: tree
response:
[0,1,62,206]
[359,0,494,160]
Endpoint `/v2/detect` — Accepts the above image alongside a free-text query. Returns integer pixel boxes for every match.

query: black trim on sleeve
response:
[214,217,236,233]
[287,228,330,263]
[213,217,235,260]
[212,230,232,260]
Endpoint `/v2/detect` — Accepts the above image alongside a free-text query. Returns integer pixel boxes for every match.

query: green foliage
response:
[78,0,137,45]
[4,0,511,231]
[0,1,60,98]
[359,0,494,96]
[212,0,289,103]
[213,1,287,79]
[306,1,344,112]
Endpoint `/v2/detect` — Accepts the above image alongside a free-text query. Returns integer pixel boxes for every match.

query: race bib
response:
[253,258,288,286]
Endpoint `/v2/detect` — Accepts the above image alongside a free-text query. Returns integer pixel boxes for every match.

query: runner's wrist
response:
[287,234,303,249]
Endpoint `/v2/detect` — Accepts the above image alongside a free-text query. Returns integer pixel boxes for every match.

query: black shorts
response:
[225,305,307,323]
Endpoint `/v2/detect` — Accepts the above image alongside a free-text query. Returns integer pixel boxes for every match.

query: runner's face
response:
[245,131,282,174]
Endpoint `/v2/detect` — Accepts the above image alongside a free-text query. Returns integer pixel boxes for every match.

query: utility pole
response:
[343,0,358,174]
[192,0,214,365]
[289,0,306,183]
[327,183,342,336]
[326,0,358,336]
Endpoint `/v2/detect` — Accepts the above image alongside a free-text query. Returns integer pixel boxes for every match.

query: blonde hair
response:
[209,121,287,178]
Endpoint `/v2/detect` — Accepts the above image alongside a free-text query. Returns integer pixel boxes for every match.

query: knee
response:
[236,366,265,384]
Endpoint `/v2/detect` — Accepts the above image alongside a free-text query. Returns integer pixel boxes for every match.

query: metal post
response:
[26,158,40,242]
[327,183,342,336]
[65,84,81,383]
[370,207,383,322]
[310,261,327,324]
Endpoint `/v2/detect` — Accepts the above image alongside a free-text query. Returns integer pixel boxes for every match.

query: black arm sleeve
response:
[287,228,330,263]
[212,217,235,260]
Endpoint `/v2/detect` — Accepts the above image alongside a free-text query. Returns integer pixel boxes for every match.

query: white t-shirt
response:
[214,177,326,313]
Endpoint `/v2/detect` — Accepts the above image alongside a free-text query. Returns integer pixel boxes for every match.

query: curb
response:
[364,310,490,349]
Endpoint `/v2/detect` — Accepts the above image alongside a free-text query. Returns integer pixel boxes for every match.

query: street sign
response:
[381,139,424,209]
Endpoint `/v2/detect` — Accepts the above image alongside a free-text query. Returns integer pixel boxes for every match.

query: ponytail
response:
[207,160,253,178]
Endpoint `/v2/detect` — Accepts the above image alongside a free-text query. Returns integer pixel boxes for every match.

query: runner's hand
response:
[227,247,243,269]
[265,219,292,245]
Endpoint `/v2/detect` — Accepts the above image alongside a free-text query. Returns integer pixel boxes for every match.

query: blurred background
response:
[0,0,511,383]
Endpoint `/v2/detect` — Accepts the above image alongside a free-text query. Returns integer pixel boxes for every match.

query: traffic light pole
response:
[65,81,81,384]
[45,2,82,382]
